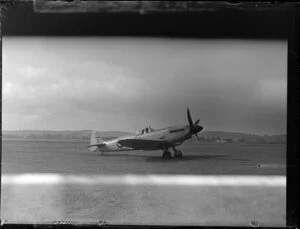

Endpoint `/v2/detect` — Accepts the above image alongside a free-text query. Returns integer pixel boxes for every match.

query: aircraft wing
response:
[117,139,172,150]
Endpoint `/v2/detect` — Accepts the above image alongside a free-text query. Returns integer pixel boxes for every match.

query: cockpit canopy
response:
[136,126,154,135]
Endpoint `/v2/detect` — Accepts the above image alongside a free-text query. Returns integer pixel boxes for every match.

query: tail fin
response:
[88,130,105,152]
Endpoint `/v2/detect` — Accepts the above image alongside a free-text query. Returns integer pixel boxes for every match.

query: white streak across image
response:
[2,174,286,187]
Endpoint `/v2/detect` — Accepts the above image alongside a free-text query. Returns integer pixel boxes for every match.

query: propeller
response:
[187,107,203,140]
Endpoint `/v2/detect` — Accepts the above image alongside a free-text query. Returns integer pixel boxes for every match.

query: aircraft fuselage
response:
[99,124,191,152]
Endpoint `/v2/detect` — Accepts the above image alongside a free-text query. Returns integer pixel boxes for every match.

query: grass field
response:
[1,139,286,226]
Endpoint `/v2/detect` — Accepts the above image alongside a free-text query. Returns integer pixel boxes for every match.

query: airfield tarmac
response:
[1,139,286,226]
[1,139,286,175]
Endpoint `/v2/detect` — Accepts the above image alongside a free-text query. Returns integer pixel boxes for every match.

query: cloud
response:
[2,55,144,116]
[256,79,287,105]
[2,38,287,134]
[19,65,47,79]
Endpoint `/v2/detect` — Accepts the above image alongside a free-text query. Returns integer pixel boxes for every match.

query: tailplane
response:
[88,130,106,152]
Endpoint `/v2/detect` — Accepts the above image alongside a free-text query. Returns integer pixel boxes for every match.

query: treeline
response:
[192,136,286,144]
[2,134,118,141]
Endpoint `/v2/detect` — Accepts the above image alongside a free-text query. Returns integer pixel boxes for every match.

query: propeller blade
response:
[194,119,200,126]
[187,107,194,128]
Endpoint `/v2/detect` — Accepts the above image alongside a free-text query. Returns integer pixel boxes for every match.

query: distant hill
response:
[2,129,286,143]
[198,131,286,144]
[2,130,133,141]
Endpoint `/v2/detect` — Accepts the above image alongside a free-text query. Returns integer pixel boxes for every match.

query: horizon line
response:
[1,129,286,137]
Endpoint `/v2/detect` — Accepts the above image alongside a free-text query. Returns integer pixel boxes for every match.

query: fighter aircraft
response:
[88,107,204,159]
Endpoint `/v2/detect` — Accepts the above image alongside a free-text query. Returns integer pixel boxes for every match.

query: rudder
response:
[88,130,105,152]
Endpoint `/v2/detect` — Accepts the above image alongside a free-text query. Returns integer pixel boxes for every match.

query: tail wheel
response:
[163,151,172,159]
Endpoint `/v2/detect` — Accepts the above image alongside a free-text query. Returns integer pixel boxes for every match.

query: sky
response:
[2,37,287,135]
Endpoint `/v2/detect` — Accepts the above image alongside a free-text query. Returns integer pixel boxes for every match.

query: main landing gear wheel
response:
[174,150,183,158]
[163,151,172,159]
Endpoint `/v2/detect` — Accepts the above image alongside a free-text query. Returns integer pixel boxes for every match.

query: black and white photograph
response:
[1,1,294,228]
